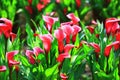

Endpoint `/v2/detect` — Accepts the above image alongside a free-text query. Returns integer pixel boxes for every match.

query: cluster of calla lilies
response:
[0,12,120,79]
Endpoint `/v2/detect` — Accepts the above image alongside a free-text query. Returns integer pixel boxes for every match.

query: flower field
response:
[0,0,120,80]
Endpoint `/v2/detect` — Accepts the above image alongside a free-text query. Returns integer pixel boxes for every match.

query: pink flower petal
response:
[67,13,80,24]
[6,50,19,60]
[57,53,70,63]
[33,47,44,56]
[60,73,68,80]
[39,34,53,53]
[64,44,74,53]
[26,50,36,64]
[0,66,6,72]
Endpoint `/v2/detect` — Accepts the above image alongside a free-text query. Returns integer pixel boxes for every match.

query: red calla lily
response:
[42,0,50,5]
[89,43,100,53]
[105,18,120,36]
[10,32,16,42]
[6,50,20,67]
[36,3,45,12]
[72,25,81,43]
[67,13,80,24]
[96,34,99,38]
[75,0,81,8]
[64,44,74,53]
[91,20,97,25]
[56,0,60,3]
[61,25,74,44]
[25,6,33,14]
[60,73,68,80]
[54,28,66,53]
[89,43,100,58]
[0,66,6,72]
[43,15,58,33]
[104,41,120,57]
[61,22,72,27]
[28,0,32,5]
[111,41,120,51]
[104,44,112,57]
[39,34,53,53]
[116,32,120,41]
[57,52,70,63]
[0,18,12,38]
[87,26,94,34]
[26,50,36,64]
[33,47,44,56]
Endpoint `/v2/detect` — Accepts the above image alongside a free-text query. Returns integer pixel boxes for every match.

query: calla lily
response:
[25,6,33,14]
[54,28,66,53]
[105,18,120,36]
[72,25,81,43]
[39,34,53,53]
[26,50,36,64]
[43,15,58,33]
[36,3,45,12]
[10,32,16,42]
[75,0,81,8]
[87,26,94,34]
[61,22,72,27]
[33,47,44,56]
[61,25,74,44]
[91,20,97,25]
[60,73,68,80]
[104,44,112,57]
[111,41,120,51]
[28,0,32,5]
[26,47,44,64]
[116,32,120,42]
[89,43,100,58]
[0,66,6,72]
[0,18,12,38]
[67,13,80,24]
[6,50,20,67]
[89,43,100,53]
[42,0,50,5]
[57,52,70,63]
[104,41,120,57]
[64,44,74,53]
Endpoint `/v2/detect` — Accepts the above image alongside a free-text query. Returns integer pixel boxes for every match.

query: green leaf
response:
[44,63,59,80]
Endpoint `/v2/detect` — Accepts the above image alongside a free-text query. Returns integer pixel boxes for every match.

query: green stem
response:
[9,67,12,80]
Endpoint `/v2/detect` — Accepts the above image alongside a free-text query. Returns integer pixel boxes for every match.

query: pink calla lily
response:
[54,28,66,53]
[67,13,80,24]
[6,50,20,67]
[0,66,6,72]
[39,34,53,53]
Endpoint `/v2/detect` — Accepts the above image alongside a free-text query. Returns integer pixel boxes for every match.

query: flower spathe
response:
[33,47,44,56]
[26,50,36,64]
[57,52,70,63]
[0,66,6,72]
[54,28,66,53]
[72,25,81,43]
[104,41,119,57]
[64,44,74,53]
[75,0,81,8]
[67,13,80,24]
[60,73,68,80]
[61,25,74,44]
[39,34,53,53]
[105,18,120,36]
[6,50,20,67]
[43,15,58,33]
[87,26,94,34]
[0,18,12,38]
[89,43,100,58]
